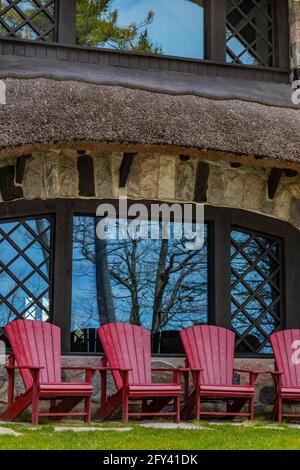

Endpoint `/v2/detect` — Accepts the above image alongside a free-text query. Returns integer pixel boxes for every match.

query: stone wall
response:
[290,0,300,70]
[0,149,300,231]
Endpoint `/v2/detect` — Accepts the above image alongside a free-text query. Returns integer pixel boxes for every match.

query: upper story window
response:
[0,0,56,41]
[226,0,275,67]
[0,1,288,70]
[76,0,205,60]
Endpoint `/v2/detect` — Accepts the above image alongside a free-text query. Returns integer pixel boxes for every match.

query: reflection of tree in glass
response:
[77,0,162,53]
[0,1,55,40]
[72,217,208,333]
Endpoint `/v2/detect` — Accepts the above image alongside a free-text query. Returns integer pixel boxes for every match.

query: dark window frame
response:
[0,0,290,71]
[0,199,299,358]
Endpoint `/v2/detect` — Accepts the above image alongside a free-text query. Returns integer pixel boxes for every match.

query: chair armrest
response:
[5,365,44,370]
[269,371,283,390]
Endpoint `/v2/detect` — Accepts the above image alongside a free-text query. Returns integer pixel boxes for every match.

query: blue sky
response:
[105,0,204,59]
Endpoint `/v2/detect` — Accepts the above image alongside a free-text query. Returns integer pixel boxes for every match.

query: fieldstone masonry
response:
[0,148,300,417]
[1,149,300,230]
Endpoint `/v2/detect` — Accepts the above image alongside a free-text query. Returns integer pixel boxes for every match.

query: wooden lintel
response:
[77,154,95,197]
[268,168,283,200]
[194,162,210,203]
[119,153,136,188]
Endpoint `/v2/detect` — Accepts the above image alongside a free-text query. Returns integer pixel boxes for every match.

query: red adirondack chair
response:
[270,329,300,421]
[180,325,264,420]
[3,320,95,425]
[95,323,183,423]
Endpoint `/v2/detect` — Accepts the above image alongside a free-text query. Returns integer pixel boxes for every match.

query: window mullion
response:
[52,200,73,352]
[211,210,231,329]
[57,0,76,44]
[207,0,226,62]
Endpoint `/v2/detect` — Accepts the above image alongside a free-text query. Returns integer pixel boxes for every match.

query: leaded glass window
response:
[231,228,281,354]
[226,0,275,66]
[0,0,57,41]
[0,216,54,326]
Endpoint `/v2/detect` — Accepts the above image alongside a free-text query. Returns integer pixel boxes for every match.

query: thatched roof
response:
[0,76,299,167]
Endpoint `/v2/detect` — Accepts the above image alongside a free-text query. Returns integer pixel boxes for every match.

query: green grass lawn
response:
[0,422,300,450]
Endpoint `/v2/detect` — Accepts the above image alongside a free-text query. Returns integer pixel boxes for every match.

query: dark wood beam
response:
[15,155,30,185]
[77,154,95,197]
[268,168,283,200]
[194,162,209,203]
[119,153,136,188]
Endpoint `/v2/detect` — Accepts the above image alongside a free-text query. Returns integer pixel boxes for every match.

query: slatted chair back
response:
[180,325,235,385]
[98,323,152,390]
[6,320,62,390]
[270,330,300,388]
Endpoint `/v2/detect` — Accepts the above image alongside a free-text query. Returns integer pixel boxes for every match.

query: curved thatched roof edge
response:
[0,55,296,109]
[0,78,299,166]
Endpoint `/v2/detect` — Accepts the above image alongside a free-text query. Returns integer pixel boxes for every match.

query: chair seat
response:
[129,383,181,397]
[199,384,255,397]
[39,382,93,397]
[281,387,300,398]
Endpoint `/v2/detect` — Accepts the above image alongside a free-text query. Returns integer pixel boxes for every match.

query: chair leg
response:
[84,396,92,423]
[249,397,254,420]
[173,396,180,424]
[277,397,283,423]
[195,392,201,421]
[31,393,39,425]
[122,393,129,423]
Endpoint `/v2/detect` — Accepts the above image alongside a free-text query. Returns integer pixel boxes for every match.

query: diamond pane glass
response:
[226,0,275,67]
[0,217,53,326]
[0,0,56,41]
[231,228,281,354]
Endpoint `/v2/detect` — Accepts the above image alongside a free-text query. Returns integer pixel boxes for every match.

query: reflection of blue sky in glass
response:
[101,0,204,59]
[231,229,280,354]
[71,216,208,334]
[226,32,256,65]
[0,218,52,326]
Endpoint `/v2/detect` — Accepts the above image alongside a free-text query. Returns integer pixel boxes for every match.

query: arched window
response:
[1,200,300,357]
